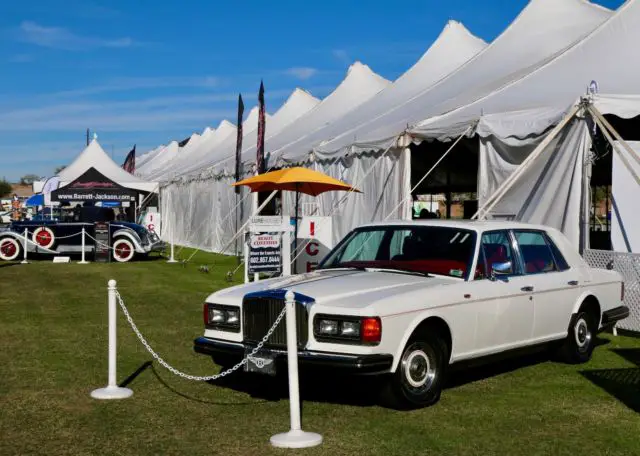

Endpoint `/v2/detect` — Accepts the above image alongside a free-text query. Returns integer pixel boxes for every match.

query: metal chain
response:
[115,290,287,381]
[84,233,122,251]
[21,229,82,240]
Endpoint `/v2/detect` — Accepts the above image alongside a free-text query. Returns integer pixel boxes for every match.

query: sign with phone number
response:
[248,233,282,273]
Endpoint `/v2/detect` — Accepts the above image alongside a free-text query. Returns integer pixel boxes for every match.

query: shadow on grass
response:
[147,363,271,407]
[0,262,21,269]
[447,337,610,389]
[203,341,615,409]
[580,348,640,413]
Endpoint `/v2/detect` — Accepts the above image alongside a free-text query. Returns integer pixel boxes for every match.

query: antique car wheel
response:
[32,227,55,249]
[112,238,135,263]
[0,237,22,261]
[382,332,447,409]
[559,310,597,364]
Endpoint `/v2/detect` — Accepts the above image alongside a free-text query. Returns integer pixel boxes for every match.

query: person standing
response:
[11,193,21,221]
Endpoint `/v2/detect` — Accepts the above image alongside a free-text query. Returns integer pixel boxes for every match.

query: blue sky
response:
[0,0,625,181]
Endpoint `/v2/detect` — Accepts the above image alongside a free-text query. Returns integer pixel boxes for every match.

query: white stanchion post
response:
[91,280,133,400]
[270,290,322,449]
[78,228,89,264]
[167,219,177,264]
[21,228,29,264]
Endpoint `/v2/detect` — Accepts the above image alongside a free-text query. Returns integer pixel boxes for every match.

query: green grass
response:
[1,250,640,456]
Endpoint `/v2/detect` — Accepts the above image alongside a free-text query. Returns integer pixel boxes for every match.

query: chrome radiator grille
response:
[242,296,308,348]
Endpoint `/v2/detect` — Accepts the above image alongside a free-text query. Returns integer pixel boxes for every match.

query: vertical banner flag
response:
[256,80,266,175]
[234,94,245,193]
[122,145,136,174]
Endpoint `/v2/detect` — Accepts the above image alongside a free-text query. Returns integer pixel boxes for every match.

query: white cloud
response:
[50,76,222,97]
[284,67,318,80]
[332,49,350,63]
[16,21,137,51]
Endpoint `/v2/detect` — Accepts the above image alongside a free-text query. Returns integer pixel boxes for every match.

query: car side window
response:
[545,234,570,271]
[477,230,517,279]
[514,231,559,274]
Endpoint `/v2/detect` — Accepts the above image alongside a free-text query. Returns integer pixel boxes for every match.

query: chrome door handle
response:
[521,286,534,292]
[568,280,579,286]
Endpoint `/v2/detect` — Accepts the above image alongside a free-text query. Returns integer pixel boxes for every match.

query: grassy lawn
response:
[1,250,640,456]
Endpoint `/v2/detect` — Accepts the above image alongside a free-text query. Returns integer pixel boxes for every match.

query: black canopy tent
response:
[51,167,138,203]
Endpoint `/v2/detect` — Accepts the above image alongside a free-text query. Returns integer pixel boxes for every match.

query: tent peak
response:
[344,61,390,87]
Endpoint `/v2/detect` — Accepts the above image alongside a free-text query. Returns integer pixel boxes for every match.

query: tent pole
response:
[294,186,299,275]
[219,190,277,257]
[472,104,580,220]
[384,126,472,222]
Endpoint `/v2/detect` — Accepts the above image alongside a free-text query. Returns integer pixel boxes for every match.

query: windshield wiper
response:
[320,265,368,271]
[367,268,432,278]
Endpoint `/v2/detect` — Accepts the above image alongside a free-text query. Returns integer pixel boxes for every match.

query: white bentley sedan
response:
[194,221,628,409]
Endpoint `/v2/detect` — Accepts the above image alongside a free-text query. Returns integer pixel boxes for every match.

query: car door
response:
[512,230,582,342]
[471,230,535,354]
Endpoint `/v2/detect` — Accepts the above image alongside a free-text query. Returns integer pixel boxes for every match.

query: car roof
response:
[359,219,557,233]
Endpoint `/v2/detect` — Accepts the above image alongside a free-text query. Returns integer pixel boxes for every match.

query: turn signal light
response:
[362,317,382,344]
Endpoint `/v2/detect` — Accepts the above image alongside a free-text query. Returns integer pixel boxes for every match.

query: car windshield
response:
[319,225,477,279]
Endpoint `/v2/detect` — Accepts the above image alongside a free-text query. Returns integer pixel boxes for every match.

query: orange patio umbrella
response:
[232,167,360,196]
[233,167,360,272]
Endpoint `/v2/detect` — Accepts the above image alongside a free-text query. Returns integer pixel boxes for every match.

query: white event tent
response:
[56,139,157,193]
[159,63,390,251]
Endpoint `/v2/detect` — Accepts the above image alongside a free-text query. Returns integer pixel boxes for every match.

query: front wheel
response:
[559,311,597,364]
[112,238,135,263]
[0,237,22,261]
[381,332,448,409]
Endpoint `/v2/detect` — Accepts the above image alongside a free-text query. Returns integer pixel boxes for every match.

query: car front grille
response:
[242,296,308,348]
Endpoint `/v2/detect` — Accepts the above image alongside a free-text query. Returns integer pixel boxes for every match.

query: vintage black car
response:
[0,206,164,262]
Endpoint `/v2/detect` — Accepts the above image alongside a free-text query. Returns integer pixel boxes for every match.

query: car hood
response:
[210,269,457,311]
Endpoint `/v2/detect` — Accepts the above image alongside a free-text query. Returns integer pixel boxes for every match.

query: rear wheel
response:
[112,238,135,263]
[0,237,21,261]
[382,332,448,409]
[559,310,597,364]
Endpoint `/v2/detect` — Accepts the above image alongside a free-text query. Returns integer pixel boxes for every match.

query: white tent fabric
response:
[411,0,640,140]
[183,88,321,179]
[310,0,611,157]
[169,120,238,177]
[142,132,205,180]
[137,140,180,177]
[476,114,591,249]
[160,63,390,250]
[57,139,157,193]
[227,62,390,172]
[267,21,486,165]
[136,144,165,169]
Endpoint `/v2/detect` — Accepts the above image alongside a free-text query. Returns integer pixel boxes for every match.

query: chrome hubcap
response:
[403,348,436,390]
[574,318,592,352]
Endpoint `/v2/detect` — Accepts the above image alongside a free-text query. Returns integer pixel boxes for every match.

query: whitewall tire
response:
[112,238,135,263]
[32,227,55,249]
[0,237,22,261]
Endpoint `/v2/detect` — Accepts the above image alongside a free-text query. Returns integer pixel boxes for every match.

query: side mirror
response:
[490,261,512,281]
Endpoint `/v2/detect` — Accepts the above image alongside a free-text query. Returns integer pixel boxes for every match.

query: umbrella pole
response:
[294,187,299,274]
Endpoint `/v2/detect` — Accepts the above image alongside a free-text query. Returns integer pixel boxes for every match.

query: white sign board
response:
[612,141,640,252]
[294,216,333,274]
[143,211,162,237]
